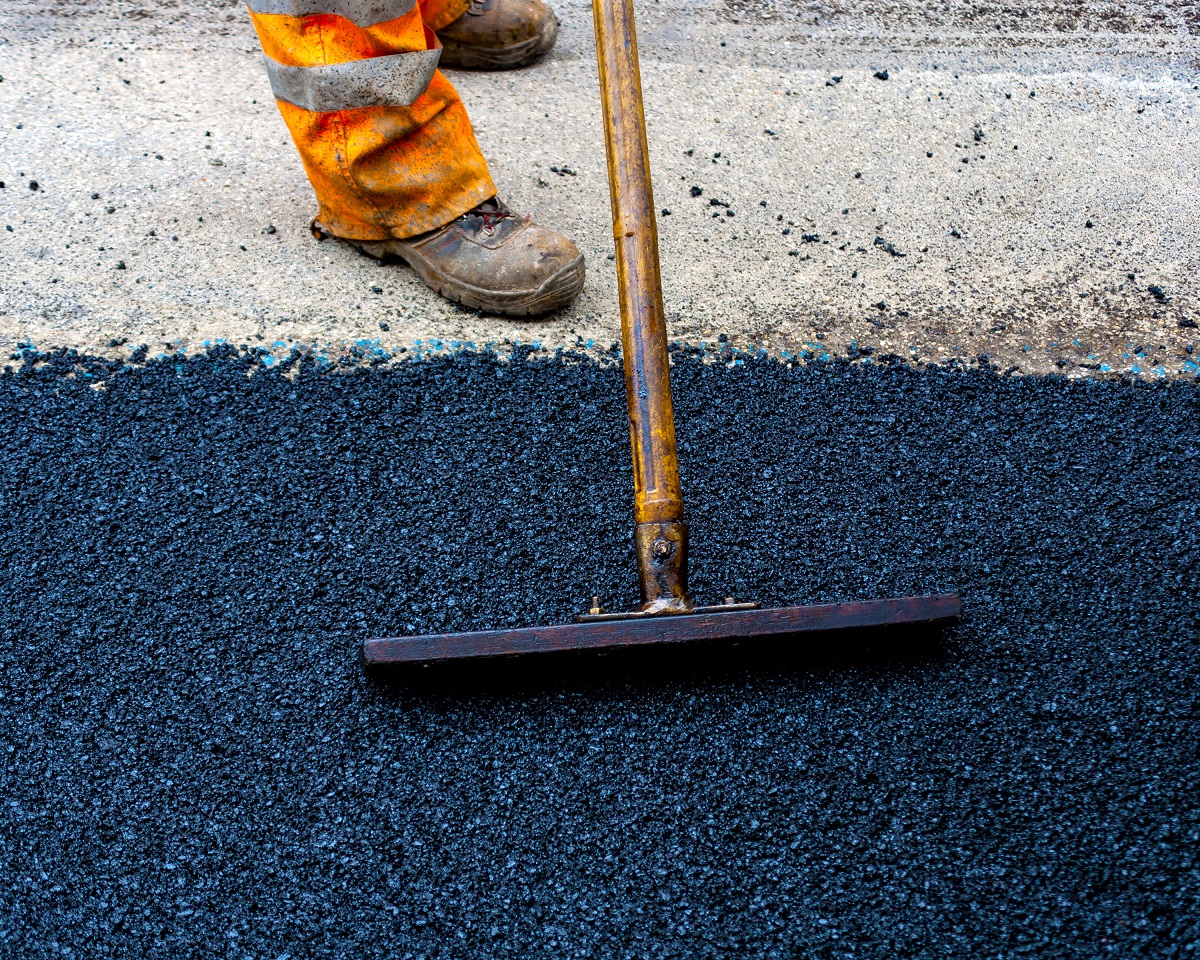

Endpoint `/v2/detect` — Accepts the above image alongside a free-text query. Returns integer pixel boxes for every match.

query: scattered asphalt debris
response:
[873,68,889,80]
[709,198,729,209]
[1147,285,1170,304]
[549,166,576,177]
[973,127,985,142]
[801,233,820,243]
[379,321,390,331]
[826,75,843,86]
[265,224,277,235]
[661,208,671,216]
[0,348,1196,957]
[1086,220,1094,228]
[1180,317,1197,329]
[950,227,963,238]
[114,260,125,270]
[690,186,703,197]
[873,236,906,258]
[28,180,38,191]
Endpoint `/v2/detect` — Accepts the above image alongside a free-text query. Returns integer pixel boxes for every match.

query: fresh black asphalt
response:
[1,346,1197,958]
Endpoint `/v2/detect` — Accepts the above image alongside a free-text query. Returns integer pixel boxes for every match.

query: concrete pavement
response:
[1,0,1198,377]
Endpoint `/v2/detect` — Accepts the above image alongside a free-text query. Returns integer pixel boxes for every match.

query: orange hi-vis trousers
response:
[248,0,497,240]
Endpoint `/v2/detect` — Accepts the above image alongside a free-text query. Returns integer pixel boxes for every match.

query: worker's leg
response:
[249,0,495,240]
[248,0,584,315]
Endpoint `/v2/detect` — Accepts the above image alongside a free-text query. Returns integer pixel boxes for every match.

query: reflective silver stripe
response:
[246,0,416,28]
[264,49,440,111]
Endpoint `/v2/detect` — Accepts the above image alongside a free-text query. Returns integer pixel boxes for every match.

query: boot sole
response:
[353,238,585,318]
[437,10,558,71]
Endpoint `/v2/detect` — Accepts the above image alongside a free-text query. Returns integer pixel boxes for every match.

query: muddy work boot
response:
[348,199,584,317]
[436,0,558,70]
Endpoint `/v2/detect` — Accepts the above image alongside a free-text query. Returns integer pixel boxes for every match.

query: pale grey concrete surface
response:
[1,0,1198,376]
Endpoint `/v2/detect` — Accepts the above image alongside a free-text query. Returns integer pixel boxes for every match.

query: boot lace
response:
[459,199,524,235]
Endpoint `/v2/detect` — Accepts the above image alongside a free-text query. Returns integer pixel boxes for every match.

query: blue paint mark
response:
[1022,345,1031,353]
[1100,364,1111,372]
[1184,360,1199,375]
[1073,339,1081,346]
[1130,364,1143,375]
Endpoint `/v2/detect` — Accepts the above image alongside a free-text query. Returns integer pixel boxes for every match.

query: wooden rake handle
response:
[592,0,693,612]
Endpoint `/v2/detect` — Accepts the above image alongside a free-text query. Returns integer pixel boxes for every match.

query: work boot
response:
[347,198,585,317]
[436,0,558,70]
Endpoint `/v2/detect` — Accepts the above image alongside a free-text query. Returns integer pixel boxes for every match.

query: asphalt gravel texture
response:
[1,346,1198,958]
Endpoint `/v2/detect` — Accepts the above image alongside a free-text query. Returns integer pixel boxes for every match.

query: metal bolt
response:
[724,596,736,606]
[589,596,603,616]
[651,538,672,558]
